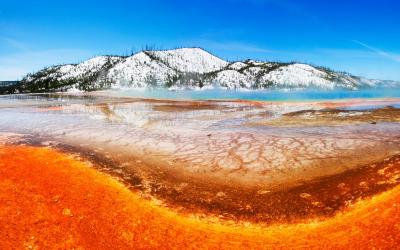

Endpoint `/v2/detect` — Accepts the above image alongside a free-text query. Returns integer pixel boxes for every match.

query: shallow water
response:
[107,88,400,101]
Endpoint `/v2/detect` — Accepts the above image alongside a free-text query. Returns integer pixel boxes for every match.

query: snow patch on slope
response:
[212,70,251,89]
[148,48,228,73]
[57,56,121,80]
[228,62,248,71]
[262,64,334,88]
[107,52,175,88]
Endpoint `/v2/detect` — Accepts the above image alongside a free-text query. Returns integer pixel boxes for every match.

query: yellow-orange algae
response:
[1,145,400,249]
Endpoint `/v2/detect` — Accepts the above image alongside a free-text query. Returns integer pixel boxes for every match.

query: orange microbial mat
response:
[1,145,400,249]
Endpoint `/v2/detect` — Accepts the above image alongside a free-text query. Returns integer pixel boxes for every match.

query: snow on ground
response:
[212,70,252,89]
[107,52,175,88]
[261,64,334,88]
[51,56,120,80]
[227,62,247,70]
[148,48,228,73]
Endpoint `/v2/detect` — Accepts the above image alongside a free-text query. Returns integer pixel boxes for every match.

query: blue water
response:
[109,88,400,102]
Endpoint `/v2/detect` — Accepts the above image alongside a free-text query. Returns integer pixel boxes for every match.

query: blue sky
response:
[1,0,399,80]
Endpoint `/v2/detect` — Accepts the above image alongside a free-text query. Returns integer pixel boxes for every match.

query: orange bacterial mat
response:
[1,145,400,249]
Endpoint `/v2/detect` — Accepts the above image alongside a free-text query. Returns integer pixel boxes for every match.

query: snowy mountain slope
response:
[56,56,121,80]
[147,48,228,73]
[4,47,397,94]
[107,48,229,88]
[106,52,176,88]
[212,70,252,89]
[26,56,121,82]
[261,64,335,89]
[20,56,122,92]
[227,62,248,71]
[208,61,361,89]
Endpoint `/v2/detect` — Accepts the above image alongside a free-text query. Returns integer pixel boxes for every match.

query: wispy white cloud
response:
[185,39,273,53]
[0,49,93,80]
[352,40,400,63]
[314,48,385,59]
[0,37,29,51]
[226,0,306,17]
[0,36,96,80]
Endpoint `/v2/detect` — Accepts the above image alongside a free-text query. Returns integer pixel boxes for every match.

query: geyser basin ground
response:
[1,92,400,248]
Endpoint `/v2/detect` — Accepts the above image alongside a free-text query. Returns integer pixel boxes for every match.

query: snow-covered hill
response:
[4,47,396,94]
[19,56,122,92]
[107,48,228,88]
